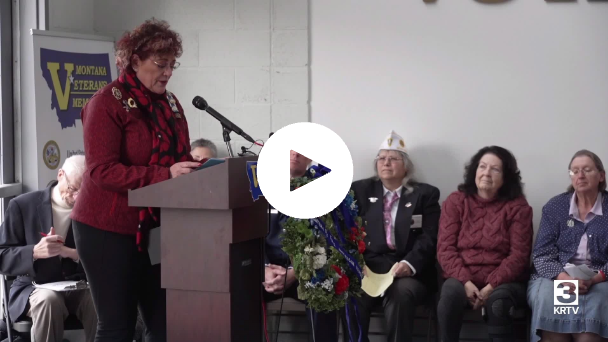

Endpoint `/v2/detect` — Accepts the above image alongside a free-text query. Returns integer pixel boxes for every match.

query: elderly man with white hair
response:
[0,155,98,342]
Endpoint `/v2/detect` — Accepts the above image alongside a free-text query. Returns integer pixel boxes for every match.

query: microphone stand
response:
[222,124,235,158]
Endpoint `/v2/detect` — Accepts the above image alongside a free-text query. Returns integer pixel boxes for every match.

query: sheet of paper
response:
[576,264,598,279]
[361,264,398,297]
[564,263,597,280]
[148,226,161,266]
[32,280,88,292]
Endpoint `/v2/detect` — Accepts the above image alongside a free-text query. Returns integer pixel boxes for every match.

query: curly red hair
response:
[115,18,183,72]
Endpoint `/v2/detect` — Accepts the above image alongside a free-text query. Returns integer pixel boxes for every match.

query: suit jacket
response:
[351,177,441,290]
[0,181,85,321]
[264,206,291,268]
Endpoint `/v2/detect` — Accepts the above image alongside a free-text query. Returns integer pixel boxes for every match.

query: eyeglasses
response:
[153,60,180,71]
[64,172,79,196]
[375,156,403,164]
[569,168,597,177]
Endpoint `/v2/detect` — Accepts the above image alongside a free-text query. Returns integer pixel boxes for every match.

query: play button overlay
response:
[290,157,330,192]
[257,122,354,219]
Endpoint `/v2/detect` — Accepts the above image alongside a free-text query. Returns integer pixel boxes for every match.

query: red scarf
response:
[118,69,190,251]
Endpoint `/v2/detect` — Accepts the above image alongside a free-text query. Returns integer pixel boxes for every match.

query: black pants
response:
[264,283,338,342]
[437,278,527,342]
[342,276,428,342]
[73,221,166,342]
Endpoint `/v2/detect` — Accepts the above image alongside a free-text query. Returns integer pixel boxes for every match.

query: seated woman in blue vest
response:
[528,149,608,342]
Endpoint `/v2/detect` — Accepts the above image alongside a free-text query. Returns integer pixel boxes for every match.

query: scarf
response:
[118,68,191,251]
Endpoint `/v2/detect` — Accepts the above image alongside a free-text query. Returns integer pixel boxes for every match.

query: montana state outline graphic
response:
[40,48,112,129]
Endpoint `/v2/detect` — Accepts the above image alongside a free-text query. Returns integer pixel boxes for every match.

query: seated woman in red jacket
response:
[437,146,533,342]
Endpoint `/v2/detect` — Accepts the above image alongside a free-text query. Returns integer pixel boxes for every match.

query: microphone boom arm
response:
[222,124,235,158]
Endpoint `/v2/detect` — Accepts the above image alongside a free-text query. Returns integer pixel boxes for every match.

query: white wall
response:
[78,0,311,157]
[311,0,608,230]
[48,0,95,33]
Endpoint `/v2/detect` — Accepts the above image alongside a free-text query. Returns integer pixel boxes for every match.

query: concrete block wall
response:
[49,0,310,157]
[100,0,310,156]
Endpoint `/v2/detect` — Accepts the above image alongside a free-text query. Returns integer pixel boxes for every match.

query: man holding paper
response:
[528,150,608,342]
[0,156,97,342]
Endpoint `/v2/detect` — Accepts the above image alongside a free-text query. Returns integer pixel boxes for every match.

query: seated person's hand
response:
[591,272,605,287]
[576,278,593,294]
[556,272,574,281]
[263,264,296,294]
[464,281,482,309]
[472,297,482,310]
[556,272,577,294]
[59,246,79,262]
[33,227,64,260]
[478,283,494,305]
[392,262,413,278]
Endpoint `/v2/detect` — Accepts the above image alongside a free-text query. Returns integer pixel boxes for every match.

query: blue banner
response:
[246,161,263,201]
[309,215,363,342]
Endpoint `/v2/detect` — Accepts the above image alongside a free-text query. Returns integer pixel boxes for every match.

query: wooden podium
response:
[129,156,267,342]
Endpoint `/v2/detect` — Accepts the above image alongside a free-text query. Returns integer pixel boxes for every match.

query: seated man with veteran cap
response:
[0,155,97,342]
[263,150,338,342]
[343,131,441,342]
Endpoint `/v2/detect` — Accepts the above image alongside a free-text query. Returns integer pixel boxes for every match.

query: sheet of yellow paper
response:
[361,263,398,297]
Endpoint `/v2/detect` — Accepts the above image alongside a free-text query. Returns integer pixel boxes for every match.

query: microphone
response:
[192,96,255,144]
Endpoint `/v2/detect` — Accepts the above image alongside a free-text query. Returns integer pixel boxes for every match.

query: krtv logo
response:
[553,280,579,315]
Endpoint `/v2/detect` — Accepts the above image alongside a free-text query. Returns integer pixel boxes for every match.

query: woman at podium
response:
[71,18,200,342]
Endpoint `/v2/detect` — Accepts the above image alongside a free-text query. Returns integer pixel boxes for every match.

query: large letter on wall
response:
[46,62,75,111]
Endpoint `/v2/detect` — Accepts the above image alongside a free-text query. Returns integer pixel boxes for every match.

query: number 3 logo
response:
[554,280,579,306]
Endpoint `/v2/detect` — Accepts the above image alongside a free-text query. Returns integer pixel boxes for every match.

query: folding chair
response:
[1,275,83,342]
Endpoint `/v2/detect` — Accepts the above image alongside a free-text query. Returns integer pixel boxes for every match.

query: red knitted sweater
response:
[437,191,533,288]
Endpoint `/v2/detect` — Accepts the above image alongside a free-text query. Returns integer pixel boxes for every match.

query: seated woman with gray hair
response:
[528,149,608,342]
[190,138,217,161]
[343,130,440,342]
